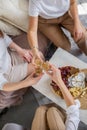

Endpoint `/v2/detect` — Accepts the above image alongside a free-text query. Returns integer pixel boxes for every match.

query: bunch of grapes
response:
[51,66,72,92]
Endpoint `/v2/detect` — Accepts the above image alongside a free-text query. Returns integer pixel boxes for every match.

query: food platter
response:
[51,66,87,99]
[34,58,87,100]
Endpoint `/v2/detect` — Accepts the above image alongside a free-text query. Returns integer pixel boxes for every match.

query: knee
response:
[47,107,58,117]
[48,106,57,111]
[47,107,64,119]
[36,106,48,113]
[59,43,71,51]
[74,35,85,44]
[48,107,65,122]
[47,107,65,130]
[54,40,71,51]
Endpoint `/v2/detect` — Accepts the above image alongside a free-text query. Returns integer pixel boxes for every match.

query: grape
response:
[52,85,60,91]
[50,66,72,90]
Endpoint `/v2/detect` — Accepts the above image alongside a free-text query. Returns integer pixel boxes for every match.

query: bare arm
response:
[70,0,79,23]
[47,65,75,107]
[69,0,83,41]
[2,73,42,92]
[27,16,39,57]
[3,81,28,92]
[9,41,23,53]
[9,42,33,62]
[56,79,75,107]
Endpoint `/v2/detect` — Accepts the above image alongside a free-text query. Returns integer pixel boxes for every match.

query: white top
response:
[66,100,80,130]
[29,0,70,19]
[0,34,12,90]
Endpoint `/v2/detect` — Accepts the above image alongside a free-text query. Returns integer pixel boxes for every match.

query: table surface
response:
[33,48,87,124]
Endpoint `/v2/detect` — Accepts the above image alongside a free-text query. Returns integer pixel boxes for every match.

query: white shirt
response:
[29,0,70,19]
[0,34,12,90]
[65,100,80,130]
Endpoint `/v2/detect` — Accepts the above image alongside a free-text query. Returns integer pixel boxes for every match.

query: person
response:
[31,64,80,130]
[28,0,87,61]
[2,64,80,130]
[0,30,43,113]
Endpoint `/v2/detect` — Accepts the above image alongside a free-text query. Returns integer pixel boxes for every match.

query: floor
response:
[0,1,87,129]
[0,88,39,130]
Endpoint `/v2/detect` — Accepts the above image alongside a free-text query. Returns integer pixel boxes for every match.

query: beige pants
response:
[31,106,66,130]
[38,12,87,55]
[0,50,28,109]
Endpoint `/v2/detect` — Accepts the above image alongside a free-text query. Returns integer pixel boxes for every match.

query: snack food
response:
[51,66,87,98]
[42,62,51,71]
[34,59,51,76]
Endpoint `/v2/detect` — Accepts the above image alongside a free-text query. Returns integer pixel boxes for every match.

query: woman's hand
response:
[24,72,43,86]
[46,64,63,86]
[32,49,44,64]
[3,72,43,91]
[74,21,83,42]
[18,49,33,63]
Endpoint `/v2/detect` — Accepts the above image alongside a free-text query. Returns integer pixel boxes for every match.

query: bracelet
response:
[32,46,39,50]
